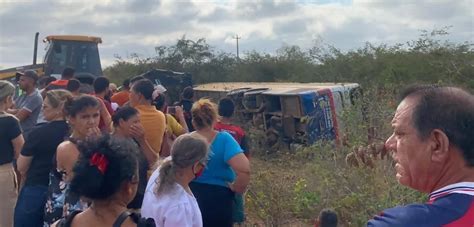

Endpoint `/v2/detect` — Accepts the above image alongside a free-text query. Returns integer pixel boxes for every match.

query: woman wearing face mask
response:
[141,134,209,227]
[0,80,24,227]
[44,94,102,226]
[14,90,72,227]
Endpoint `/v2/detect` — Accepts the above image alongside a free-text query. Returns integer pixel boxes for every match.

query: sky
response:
[0,0,473,69]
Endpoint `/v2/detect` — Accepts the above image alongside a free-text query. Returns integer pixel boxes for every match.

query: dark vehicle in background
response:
[139,68,193,103]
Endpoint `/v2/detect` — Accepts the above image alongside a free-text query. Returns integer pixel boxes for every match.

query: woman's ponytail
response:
[155,159,175,195]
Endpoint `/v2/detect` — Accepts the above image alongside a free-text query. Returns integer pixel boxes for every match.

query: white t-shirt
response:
[141,168,203,227]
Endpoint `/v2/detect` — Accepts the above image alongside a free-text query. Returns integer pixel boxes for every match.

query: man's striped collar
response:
[429,182,474,202]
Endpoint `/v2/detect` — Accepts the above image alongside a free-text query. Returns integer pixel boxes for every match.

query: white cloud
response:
[0,0,472,69]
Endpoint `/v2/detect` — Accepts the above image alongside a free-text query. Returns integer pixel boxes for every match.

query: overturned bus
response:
[194,82,361,148]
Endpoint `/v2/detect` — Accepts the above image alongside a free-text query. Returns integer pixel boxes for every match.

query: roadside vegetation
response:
[104,27,473,226]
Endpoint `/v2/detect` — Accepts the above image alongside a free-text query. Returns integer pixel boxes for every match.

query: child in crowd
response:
[315,209,338,227]
[215,97,251,225]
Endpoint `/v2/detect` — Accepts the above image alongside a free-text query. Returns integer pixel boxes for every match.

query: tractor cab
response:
[0,34,103,82]
[43,35,103,79]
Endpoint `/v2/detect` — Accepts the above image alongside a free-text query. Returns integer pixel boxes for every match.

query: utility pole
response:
[233,35,241,59]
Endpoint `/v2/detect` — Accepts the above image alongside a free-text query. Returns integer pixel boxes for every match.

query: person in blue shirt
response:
[189,98,250,227]
[368,85,474,227]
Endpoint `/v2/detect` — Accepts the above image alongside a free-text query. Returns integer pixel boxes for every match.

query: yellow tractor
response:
[0,32,103,82]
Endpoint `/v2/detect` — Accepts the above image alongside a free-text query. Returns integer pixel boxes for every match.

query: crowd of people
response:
[0,67,473,227]
[0,68,253,227]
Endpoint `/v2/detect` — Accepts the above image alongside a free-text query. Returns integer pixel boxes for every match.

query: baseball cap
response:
[16,70,39,82]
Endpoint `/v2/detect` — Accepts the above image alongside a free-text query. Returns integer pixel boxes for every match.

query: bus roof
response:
[194,82,359,93]
[44,35,102,43]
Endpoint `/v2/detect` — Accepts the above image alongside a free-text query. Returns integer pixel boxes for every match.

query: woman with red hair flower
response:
[52,135,155,227]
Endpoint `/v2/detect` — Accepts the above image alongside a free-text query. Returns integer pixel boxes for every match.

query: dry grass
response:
[244,147,425,227]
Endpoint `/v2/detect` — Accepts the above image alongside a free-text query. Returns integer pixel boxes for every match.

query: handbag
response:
[160,115,176,157]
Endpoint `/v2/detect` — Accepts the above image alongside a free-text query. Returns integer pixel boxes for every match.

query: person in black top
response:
[111,107,152,209]
[44,95,101,226]
[14,89,73,226]
[0,80,25,227]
